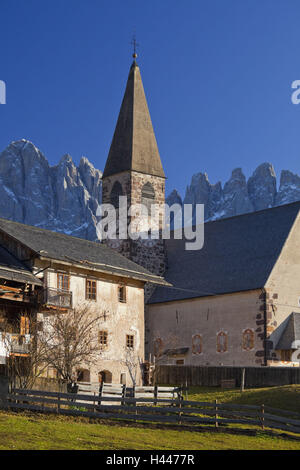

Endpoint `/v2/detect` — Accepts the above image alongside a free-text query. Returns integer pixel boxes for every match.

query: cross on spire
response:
[131,34,139,61]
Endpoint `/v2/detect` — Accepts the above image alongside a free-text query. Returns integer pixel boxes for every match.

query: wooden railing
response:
[39,288,72,309]
[3,388,300,435]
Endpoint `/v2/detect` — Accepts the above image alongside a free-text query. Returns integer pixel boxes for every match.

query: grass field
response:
[0,385,299,450]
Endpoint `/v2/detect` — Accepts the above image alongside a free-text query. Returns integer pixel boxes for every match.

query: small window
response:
[86,279,97,301]
[99,330,108,348]
[126,334,134,349]
[110,181,123,208]
[57,273,70,291]
[141,182,155,213]
[118,285,126,303]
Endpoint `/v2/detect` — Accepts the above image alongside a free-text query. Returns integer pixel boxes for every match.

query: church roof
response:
[0,218,168,286]
[103,61,165,179]
[276,312,300,350]
[149,201,300,304]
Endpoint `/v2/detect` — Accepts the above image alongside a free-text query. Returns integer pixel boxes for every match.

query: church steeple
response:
[102,58,167,299]
[103,61,165,179]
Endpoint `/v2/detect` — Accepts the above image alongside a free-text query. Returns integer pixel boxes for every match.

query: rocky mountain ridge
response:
[1,139,300,239]
[167,163,300,224]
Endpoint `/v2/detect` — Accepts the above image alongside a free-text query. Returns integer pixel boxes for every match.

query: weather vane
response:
[131,34,139,61]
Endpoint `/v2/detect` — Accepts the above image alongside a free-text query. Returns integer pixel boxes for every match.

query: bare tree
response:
[151,332,180,385]
[121,346,143,387]
[1,314,49,389]
[39,304,108,385]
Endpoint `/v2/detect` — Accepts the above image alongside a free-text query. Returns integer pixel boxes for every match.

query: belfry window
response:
[110,181,123,208]
[141,182,155,214]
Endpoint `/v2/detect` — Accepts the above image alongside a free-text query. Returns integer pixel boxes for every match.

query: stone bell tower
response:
[102,53,166,291]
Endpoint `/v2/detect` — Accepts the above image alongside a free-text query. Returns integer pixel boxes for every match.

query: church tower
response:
[102,54,166,292]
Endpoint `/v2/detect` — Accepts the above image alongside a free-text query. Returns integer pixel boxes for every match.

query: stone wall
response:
[146,289,266,367]
[102,170,167,301]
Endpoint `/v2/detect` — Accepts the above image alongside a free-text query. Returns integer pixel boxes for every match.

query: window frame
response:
[118,284,127,303]
[86,278,97,301]
[126,334,134,349]
[57,272,70,291]
[99,330,108,349]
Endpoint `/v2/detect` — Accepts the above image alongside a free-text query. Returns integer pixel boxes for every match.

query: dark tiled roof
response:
[276,312,300,350]
[0,218,167,285]
[0,245,42,286]
[149,202,300,303]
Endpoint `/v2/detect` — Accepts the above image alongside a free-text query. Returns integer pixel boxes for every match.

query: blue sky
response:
[1,0,300,197]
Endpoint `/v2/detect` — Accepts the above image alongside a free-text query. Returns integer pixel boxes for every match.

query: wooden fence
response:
[156,365,300,387]
[2,388,300,435]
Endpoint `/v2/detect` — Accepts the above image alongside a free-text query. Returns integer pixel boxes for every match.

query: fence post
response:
[178,395,183,425]
[240,368,245,393]
[57,394,60,414]
[261,404,265,430]
[215,399,218,428]
[93,392,96,414]
[154,385,158,406]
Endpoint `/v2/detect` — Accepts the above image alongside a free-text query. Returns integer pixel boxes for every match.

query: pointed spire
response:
[103,61,165,179]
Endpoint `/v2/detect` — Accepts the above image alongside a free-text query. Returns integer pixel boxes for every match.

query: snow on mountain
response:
[0,139,102,240]
[1,139,300,239]
[168,163,300,225]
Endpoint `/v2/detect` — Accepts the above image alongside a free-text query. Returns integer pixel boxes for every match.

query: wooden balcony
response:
[0,284,36,304]
[39,287,72,311]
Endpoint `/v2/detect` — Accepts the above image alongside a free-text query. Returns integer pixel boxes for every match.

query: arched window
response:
[242,329,254,351]
[77,368,90,382]
[217,331,228,353]
[141,182,155,213]
[98,370,112,384]
[110,181,123,208]
[192,334,202,355]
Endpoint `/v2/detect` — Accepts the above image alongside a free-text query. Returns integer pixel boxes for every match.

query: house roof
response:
[149,201,300,304]
[0,245,43,286]
[0,218,168,286]
[276,312,300,350]
[103,61,165,179]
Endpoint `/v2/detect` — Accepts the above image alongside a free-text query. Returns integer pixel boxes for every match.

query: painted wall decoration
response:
[242,328,254,351]
[192,334,202,354]
[217,331,228,353]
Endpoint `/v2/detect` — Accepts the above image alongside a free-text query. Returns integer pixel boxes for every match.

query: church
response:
[0,54,300,388]
[102,54,300,369]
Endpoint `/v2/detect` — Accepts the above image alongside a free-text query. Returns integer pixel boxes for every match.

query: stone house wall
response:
[146,289,266,367]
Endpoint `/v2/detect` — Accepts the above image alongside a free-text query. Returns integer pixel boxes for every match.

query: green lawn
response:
[0,410,299,450]
[0,385,299,450]
[186,384,300,413]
